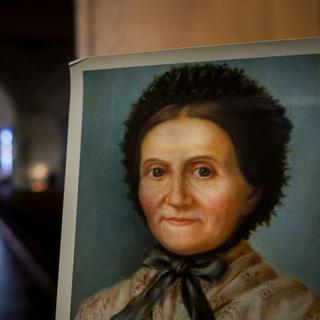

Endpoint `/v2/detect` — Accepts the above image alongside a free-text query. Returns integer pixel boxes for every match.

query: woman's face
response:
[139,116,260,255]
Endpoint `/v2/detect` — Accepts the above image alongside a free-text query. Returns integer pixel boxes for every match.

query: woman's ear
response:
[243,187,261,216]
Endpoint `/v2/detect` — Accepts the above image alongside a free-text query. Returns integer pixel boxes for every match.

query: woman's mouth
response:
[163,217,197,226]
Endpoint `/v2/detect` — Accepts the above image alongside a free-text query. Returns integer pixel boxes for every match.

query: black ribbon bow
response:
[111,246,227,320]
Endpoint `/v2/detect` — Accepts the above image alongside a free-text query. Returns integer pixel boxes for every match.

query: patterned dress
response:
[75,241,320,320]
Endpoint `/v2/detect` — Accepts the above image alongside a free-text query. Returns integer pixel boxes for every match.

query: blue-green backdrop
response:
[70,54,320,318]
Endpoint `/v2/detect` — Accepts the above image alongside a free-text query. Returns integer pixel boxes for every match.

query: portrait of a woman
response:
[75,64,320,319]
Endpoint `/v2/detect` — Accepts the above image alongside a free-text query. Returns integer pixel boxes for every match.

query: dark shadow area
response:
[0,212,56,320]
[0,191,63,281]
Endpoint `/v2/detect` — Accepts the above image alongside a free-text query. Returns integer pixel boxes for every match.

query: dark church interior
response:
[0,0,74,318]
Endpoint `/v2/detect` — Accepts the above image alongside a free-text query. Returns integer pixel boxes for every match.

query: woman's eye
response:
[193,167,212,178]
[149,168,165,178]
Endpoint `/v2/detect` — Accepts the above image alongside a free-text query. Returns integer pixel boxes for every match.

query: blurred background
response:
[0,0,319,319]
[0,0,73,319]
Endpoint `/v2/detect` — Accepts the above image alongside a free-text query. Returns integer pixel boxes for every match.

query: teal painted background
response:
[70,54,320,318]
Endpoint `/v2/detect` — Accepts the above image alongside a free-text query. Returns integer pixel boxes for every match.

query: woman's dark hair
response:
[120,63,293,239]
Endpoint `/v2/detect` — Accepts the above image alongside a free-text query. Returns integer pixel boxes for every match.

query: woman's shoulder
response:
[214,276,320,319]
[75,267,155,320]
[210,241,320,319]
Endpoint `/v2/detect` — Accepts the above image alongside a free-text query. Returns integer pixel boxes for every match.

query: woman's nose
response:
[165,176,192,208]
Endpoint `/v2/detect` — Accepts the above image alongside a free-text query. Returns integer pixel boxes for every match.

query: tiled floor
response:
[0,221,56,319]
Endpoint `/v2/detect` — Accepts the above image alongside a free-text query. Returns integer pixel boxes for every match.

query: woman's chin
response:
[162,243,200,256]
[159,238,218,256]
[150,221,222,255]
